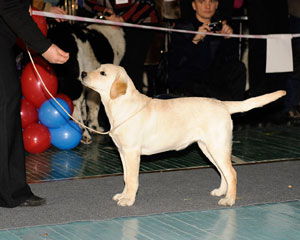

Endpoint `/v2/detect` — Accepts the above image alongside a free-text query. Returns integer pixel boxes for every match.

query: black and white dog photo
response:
[47,22,125,144]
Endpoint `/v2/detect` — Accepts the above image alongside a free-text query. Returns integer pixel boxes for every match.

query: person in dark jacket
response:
[283,0,300,123]
[168,0,246,100]
[0,0,69,208]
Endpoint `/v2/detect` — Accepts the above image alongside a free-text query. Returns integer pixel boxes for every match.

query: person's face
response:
[192,0,219,23]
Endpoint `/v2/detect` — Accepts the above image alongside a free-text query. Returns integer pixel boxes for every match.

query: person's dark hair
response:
[180,0,233,22]
[180,0,195,20]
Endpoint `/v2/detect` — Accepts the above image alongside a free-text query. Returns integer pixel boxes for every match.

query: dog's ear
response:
[110,75,127,99]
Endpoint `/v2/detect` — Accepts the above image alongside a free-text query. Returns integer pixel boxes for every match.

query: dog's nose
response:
[81,71,87,79]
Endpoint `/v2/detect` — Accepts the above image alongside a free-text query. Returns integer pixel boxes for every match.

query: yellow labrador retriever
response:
[81,64,286,207]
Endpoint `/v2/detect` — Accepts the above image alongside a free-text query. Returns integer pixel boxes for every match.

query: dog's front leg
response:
[73,90,92,144]
[113,149,141,206]
[86,89,104,132]
[113,151,128,201]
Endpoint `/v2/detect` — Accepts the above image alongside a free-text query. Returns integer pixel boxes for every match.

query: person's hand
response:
[103,8,124,29]
[42,44,69,64]
[49,6,66,22]
[192,24,210,44]
[219,21,233,39]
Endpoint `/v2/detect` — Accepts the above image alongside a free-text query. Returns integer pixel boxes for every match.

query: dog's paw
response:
[117,197,135,207]
[81,130,92,144]
[113,193,135,206]
[218,197,235,206]
[113,193,124,201]
[81,136,92,144]
[210,188,226,197]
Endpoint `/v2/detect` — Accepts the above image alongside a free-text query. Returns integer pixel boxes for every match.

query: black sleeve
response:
[168,22,209,69]
[0,0,51,54]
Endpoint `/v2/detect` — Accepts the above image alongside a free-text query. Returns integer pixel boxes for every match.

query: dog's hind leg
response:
[206,142,237,206]
[197,141,227,197]
[113,149,140,206]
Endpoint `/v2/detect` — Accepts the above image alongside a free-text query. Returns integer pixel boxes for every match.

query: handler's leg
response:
[0,46,33,208]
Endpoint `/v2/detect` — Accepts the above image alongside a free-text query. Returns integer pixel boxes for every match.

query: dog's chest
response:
[110,128,198,156]
[110,134,123,150]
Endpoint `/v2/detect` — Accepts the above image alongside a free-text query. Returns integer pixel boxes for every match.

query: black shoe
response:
[19,195,46,207]
[288,105,300,118]
[288,106,300,125]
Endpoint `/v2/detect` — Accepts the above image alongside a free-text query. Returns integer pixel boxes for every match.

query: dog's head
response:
[81,64,128,100]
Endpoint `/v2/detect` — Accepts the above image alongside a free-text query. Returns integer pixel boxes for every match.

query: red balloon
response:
[16,7,48,53]
[20,98,38,129]
[21,56,58,108]
[32,8,48,37]
[56,93,74,114]
[23,123,51,154]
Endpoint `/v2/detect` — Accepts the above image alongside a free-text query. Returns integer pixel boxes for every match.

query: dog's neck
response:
[101,89,151,133]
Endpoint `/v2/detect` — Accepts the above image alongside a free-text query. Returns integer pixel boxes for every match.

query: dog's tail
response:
[223,90,286,115]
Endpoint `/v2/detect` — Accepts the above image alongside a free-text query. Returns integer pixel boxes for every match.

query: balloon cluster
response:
[18,13,82,154]
[20,56,82,154]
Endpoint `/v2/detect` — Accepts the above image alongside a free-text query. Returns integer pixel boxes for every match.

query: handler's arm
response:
[0,0,69,63]
[0,0,51,54]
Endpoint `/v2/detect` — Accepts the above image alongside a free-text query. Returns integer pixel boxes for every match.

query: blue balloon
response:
[39,98,71,128]
[49,120,82,150]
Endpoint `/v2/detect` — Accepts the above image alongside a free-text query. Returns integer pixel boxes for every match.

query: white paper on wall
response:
[116,0,128,4]
[266,34,293,73]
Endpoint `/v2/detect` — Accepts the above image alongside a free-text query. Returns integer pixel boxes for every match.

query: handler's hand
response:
[42,44,69,64]
[49,6,66,22]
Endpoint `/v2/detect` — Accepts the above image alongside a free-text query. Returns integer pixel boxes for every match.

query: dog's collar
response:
[107,98,153,134]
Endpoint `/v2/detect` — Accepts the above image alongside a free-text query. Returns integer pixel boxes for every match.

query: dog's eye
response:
[100,71,106,76]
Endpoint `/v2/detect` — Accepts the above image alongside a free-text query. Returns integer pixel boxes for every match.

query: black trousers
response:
[247,0,289,97]
[0,45,33,208]
[284,15,300,112]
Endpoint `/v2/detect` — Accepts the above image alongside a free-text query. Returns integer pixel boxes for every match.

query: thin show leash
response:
[27,49,151,135]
